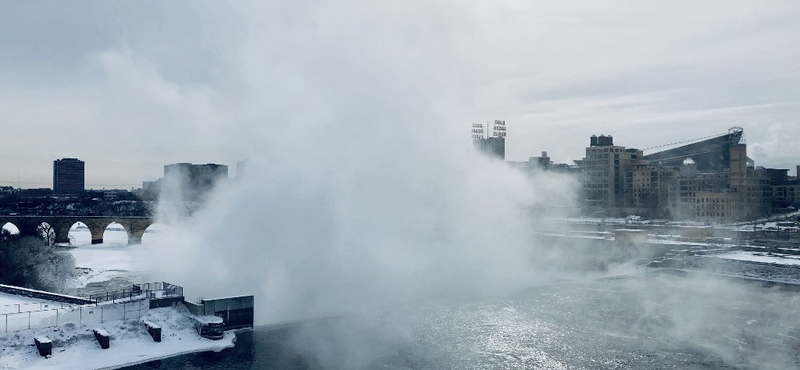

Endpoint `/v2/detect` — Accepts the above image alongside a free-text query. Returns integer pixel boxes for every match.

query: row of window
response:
[696,204,745,210]
[697,212,732,218]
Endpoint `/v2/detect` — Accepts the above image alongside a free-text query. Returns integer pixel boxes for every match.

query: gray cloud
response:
[1,0,799,188]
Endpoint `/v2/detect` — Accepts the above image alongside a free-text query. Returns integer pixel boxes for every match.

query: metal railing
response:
[84,282,183,304]
[2,300,149,333]
[0,282,184,334]
[0,301,72,315]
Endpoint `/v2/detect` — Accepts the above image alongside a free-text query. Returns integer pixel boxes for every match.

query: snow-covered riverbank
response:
[0,307,235,370]
[0,224,241,370]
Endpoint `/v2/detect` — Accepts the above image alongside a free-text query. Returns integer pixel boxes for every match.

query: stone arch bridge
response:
[0,216,154,245]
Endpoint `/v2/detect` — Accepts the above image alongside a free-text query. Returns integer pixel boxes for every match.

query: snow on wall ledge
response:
[0,284,93,306]
[0,307,236,370]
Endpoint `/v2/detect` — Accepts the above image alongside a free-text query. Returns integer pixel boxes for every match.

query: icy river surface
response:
[124,272,800,370]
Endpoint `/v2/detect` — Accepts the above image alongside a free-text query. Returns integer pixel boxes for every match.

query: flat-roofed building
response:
[53,158,85,195]
[581,135,645,212]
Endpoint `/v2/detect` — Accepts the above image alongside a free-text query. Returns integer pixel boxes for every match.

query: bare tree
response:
[0,236,77,292]
[37,222,56,245]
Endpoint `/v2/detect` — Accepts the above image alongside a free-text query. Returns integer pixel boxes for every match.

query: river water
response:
[124,270,800,370]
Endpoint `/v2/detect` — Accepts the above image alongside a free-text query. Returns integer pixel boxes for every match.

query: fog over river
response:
[126,271,800,370]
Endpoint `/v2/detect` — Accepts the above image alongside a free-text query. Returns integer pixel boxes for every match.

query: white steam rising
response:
[135,0,580,324]
[148,133,577,323]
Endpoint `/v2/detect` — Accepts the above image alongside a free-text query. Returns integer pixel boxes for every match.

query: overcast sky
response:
[1,1,799,189]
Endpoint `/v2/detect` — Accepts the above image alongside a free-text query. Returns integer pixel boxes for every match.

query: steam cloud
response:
[133,1,581,324]
[147,131,578,323]
[115,3,798,368]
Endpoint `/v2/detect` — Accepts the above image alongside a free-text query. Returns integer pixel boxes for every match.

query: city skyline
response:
[1,1,799,187]
[0,124,792,190]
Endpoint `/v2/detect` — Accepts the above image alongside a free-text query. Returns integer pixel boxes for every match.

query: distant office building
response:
[53,158,85,194]
[628,163,678,216]
[471,120,506,160]
[581,135,643,210]
[533,151,551,168]
[236,160,247,180]
[140,179,163,200]
[163,163,229,201]
[473,137,505,160]
[507,151,581,176]
[773,180,800,210]
[142,179,162,193]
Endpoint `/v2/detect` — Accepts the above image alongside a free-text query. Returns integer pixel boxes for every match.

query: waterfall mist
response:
[136,1,581,324]
[147,130,579,324]
[110,2,798,368]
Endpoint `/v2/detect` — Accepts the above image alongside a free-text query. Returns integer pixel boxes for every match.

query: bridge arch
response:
[64,221,91,246]
[117,219,153,245]
[15,219,44,239]
[1,222,20,235]
[50,218,80,245]
[2,216,154,246]
[102,222,129,246]
[141,223,167,244]
[79,219,113,245]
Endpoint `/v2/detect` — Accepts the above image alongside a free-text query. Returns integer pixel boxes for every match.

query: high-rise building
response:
[581,135,643,210]
[53,158,85,194]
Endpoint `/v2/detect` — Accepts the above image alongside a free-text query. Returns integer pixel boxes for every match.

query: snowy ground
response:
[0,307,235,370]
[2,222,163,295]
[63,224,166,295]
[0,293,60,315]
[0,223,243,370]
[551,214,800,232]
[68,243,149,293]
[0,293,43,308]
[714,251,800,266]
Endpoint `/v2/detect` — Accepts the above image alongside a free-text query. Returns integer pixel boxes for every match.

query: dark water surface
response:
[125,272,800,370]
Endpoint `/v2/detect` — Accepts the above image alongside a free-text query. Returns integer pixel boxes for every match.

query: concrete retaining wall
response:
[0,284,93,305]
[202,296,255,330]
[183,301,204,316]
[184,295,255,330]
[202,296,254,314]
[149,296,184,309]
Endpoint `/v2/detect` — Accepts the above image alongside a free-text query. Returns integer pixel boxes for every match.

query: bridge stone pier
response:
[0,216,154,245]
